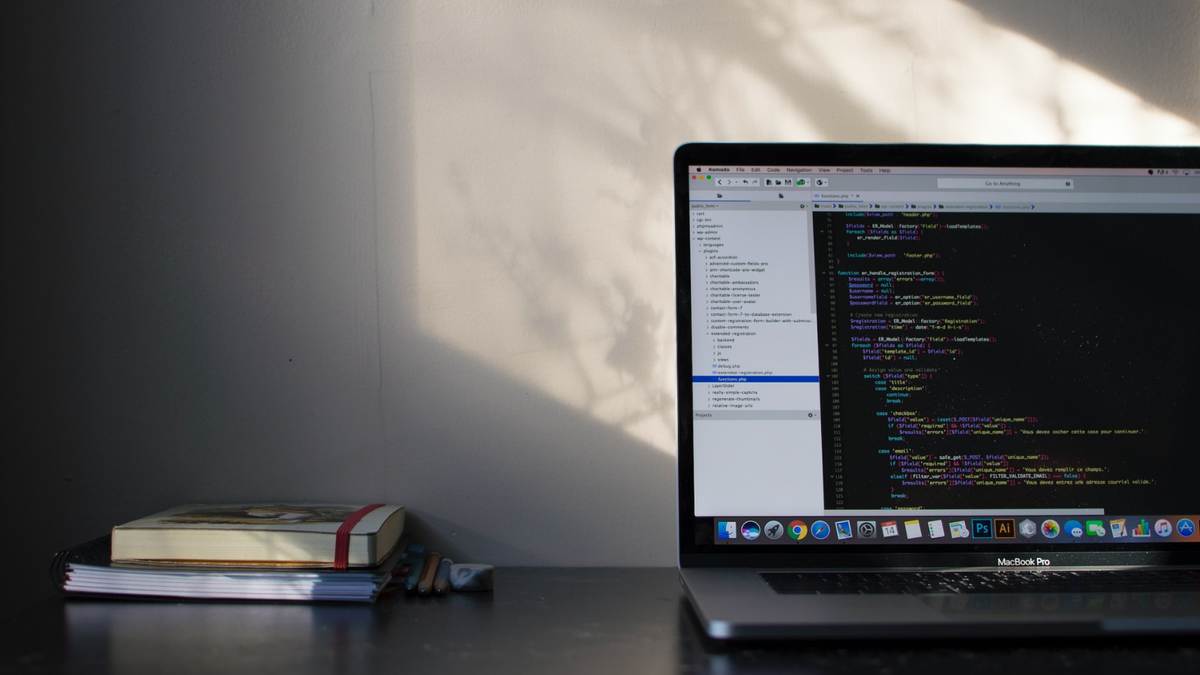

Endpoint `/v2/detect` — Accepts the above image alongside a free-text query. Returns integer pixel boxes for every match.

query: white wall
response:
[7,0,1198,616]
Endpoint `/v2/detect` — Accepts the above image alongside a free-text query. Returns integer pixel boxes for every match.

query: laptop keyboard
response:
[761,569,1200,595]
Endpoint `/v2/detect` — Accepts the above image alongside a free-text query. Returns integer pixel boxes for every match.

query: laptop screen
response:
[675,144,1200,564]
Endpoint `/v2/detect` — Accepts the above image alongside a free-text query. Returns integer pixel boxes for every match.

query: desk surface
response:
[4,567,1198,674]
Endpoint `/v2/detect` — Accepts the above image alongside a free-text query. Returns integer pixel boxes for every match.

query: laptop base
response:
[681,568,1200,640]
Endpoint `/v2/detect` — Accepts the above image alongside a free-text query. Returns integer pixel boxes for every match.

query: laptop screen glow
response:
[684,157,1200,548]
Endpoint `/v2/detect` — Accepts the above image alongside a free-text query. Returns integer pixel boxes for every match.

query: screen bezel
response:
[674,142,1200,568]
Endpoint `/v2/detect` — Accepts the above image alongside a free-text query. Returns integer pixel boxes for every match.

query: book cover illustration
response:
[118,504,404,535]
[160,505,362,526]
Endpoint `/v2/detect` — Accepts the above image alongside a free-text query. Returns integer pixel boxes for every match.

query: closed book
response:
[110,504,404,567]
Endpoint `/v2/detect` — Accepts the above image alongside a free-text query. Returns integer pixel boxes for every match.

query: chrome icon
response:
[787,520,808,540]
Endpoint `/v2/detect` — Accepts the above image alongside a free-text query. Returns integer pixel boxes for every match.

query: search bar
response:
[937,178,1074,190]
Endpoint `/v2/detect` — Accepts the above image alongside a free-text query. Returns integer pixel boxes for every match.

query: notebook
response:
[673,143,1200,639]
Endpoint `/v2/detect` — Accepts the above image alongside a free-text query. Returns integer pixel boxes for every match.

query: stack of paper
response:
[63,563,390,602]
[52,504,408,603]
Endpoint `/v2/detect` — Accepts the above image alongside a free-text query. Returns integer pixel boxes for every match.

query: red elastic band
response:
[334,504,385,569]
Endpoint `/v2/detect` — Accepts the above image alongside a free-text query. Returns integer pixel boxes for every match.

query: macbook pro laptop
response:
[673,143,1200,639]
